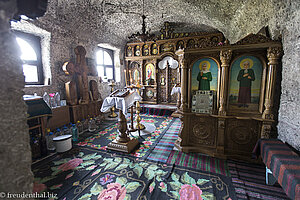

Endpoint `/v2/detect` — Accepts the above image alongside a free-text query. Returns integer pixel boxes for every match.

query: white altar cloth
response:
[171,86,181,95]
[100,90,142,115]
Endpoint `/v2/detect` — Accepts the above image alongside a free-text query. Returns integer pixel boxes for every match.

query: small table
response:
[100,90,142,153]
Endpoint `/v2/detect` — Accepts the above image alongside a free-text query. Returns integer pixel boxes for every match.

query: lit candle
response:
[129,70,133,85]
[124,69,127,86]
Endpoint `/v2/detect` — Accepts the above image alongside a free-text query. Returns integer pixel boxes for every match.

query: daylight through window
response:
[96,48,114,81]
[15,32,43,84]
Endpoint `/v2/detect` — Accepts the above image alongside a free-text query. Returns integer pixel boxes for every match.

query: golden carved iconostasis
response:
[125,22,282,160]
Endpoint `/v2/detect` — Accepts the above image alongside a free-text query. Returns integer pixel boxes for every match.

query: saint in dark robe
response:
[237,61,255,107]
[197,63,212,90]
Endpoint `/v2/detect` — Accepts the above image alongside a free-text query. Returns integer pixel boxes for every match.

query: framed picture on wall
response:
[228,55,266,113]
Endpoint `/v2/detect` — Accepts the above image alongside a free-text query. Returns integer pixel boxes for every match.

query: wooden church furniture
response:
[24,95,52,158]
[125,22,186,105]
[176,37,282,160]
[125,22,283,160]
[101,89,141,153]
[68,100,102,123]
[47,105,70,130]
[64,46,103,123]
[253,139,300,199]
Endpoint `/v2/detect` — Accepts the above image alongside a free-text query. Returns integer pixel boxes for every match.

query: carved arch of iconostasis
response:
[227,52,267,115]
[157,52,180,104]
[188,55,221,111]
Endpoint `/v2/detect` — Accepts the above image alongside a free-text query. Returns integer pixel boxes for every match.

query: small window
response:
[96,48,114,81]
[15,31,43,85]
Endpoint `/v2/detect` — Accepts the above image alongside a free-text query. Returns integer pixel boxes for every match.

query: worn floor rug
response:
[228,160,289,200]
[147,118,181,163]
[76,114,175,159]
[167,151,230,177]
[32,147,236,200]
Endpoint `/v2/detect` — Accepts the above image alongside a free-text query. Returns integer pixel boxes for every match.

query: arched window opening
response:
[15,31,43,84]
[96,47,114,81]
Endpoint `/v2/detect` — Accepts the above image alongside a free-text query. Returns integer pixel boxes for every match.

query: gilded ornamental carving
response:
[235,34,273,45]
[267,47,283,65]
[220,50,232,66]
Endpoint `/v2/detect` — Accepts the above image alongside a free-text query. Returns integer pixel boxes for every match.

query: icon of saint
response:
[197,61,212,90]
[237,59,255,107]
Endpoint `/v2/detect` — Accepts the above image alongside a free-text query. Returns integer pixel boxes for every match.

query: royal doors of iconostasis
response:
[125,54,180,105]
[157,55,180,104]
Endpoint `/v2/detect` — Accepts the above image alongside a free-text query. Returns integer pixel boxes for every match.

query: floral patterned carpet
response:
[32,147,236,200]
[76,114,175,159]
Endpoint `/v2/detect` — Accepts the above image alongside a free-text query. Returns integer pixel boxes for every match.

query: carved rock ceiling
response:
[36,0,285,48]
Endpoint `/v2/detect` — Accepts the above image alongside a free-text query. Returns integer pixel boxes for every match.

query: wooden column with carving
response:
[174,49,189,151]
[261,47,282,138]
[215,50,232,157]
[219,50,232,115]
[176,49,188,112]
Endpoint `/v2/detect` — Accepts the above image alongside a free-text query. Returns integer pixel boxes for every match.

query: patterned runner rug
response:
[167,151,230,176]
[141,106,175,116]
[32,147,237,200]
[76,114,175,159]
[228,160,289,199]
[147,118,181,162]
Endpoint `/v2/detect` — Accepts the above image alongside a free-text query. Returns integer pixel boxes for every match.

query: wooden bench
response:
[253,139,300,200]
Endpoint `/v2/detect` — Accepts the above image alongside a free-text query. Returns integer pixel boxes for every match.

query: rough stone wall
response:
[0,0,33,195]
[21,21,124,100]
[276,1,300,150]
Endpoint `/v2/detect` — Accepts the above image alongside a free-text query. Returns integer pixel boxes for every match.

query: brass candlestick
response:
[135,101,145,130]
[135,80,145,130]
[108,81,118,118]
